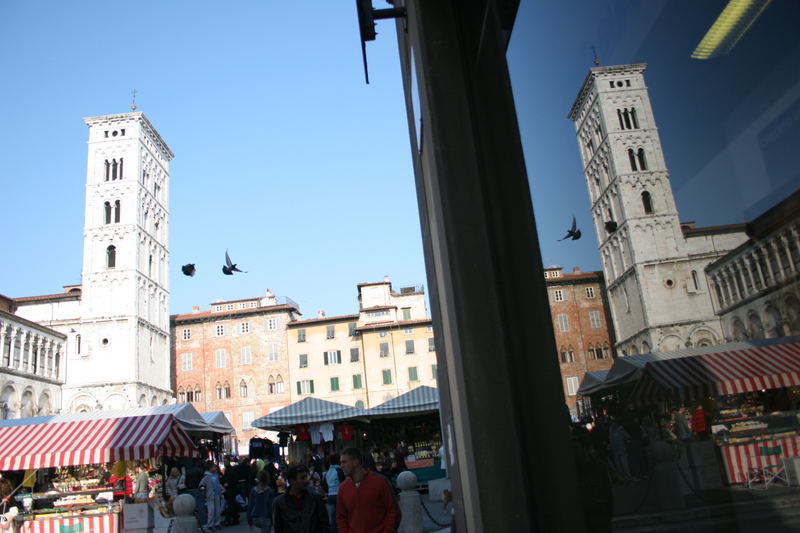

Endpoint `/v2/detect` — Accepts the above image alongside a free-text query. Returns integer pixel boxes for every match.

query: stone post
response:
[397,471,423,533]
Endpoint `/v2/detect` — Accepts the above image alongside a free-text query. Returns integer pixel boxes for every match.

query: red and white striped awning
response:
[630,340,800,404]
[0,413,198,471]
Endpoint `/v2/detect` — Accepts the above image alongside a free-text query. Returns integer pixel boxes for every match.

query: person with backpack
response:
[322,453,346,533]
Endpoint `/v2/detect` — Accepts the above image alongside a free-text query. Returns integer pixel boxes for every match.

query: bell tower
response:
[67,112,174,410]
[568,64,743,355]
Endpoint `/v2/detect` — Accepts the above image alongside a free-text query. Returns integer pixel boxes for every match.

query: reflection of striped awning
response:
[0,414,198,470]
[631,340,800,404]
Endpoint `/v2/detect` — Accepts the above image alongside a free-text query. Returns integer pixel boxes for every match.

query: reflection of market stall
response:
[580,336,800,486]
[251,397,370,463]
[365,386,444,487]
[0,410,198,533]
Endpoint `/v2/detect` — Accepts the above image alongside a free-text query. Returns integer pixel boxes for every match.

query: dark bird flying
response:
[558,215,582,241]
[222,250,247,275]
[181,263,196,277]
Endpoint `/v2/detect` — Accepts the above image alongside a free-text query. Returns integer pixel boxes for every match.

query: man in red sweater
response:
[336,448,397,533]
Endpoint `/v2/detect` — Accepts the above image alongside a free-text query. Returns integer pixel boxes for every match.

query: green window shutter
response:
[310,380,315,394]
[296,381,301,395]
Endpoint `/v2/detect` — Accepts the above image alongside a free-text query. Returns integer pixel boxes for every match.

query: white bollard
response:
[171,493,201,533]
[397,471,423,533]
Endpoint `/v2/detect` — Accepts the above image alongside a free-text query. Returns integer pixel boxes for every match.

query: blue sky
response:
[1,1,797,317]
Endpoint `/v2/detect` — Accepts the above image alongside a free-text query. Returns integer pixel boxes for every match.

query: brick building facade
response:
[545,266,615,415]
[171,289,300,449]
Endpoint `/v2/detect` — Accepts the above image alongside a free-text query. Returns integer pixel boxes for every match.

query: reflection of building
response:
[14,112,175,411]
[545,267,614,415]
[707,188,800,340]
[171,290,300,449]
[0,295,65,418]
[287,278,437,407]
[569,64,748,355]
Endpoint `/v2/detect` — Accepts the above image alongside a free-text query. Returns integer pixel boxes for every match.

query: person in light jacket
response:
[199,463,223,531]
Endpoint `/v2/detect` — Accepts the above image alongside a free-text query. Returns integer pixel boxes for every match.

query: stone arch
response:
[69,393,96,414]
[659,335,683,352]
[689,327,717,348]
[764,304,784,338]
[37,391,52,415]
[151,396,158,407]
[783,294,800,336]
[641,341,651,354]
[731,317,748,341]
[104,393,128,411]
[19,388,36,418]
[138,394,148,408]
[1,384,18,419]
[747,312,765,340]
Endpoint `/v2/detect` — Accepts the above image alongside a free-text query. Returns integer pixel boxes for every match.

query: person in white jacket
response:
[198,464,223,531]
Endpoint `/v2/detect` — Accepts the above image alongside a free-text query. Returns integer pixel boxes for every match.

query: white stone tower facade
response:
[73,112,174,409]
[568,64,747,355]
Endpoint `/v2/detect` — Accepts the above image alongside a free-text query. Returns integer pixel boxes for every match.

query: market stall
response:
[626,336,800,484]
[0,411,198,533]
[199,412,236,458]
[251,397,369,462]
[365,386,444,485]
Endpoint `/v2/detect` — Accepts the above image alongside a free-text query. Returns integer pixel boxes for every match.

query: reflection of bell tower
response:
[568,64,737,355]
[68,112,174,410]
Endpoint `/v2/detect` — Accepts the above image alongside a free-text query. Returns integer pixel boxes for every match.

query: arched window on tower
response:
[587,344,596,360]
[268,376,275,394]
[186,388,194,402]
[215,383,223,399]
[104,160,110,181]
[617,109,625,130]
[240,380,248,398]
[637,148,648,170]
[106,245,116,268]
[641,191,654,214]
[114,200,121,223]
[628,149,638,171]
[276,375,285,393]
[148,255,153,277]
[622,108,632,129]
[118,158,124,179]
[111,159,118,180]
[178,388,185,403]
[630,107,639,128]
[104,202,112,224]
[195,387,202,402]
[223,382,231,398]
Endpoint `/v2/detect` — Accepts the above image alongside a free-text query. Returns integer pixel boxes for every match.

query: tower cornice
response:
[84,112,174,161]
[568,63,648,121]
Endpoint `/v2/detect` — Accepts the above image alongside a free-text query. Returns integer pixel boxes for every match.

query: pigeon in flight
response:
[181,263,196,277]
[558,215,582,241]
[222,250,247,275]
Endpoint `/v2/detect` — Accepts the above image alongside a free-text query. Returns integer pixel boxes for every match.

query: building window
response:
[350,347,360,362]
[223,383,231,398]
[297,329,306,342]
[239,322,250,334]
[585,287,595,299]
[601,344,611,359]
[348,323,357,336]
[560,347,575,363]
[182,328,191,340]
[186,389,194,402]
[355,400,365,409]
[330,377,340,392]
[178,388,185,403]
[104,202,112,224]
[552,289,565,302]
[326,325,335,339]
[353,374,363,389]
[566,376,579,396]
[366,310,389,317]
[266,318,278,330]
[408,366,419,382]
[405,340,415,354]
[181,352,193,371]
[426,326,433,332]
[431,364,438,380]
[642,191,654,214]
[628,148,638,171]
[589,310,602,329]
[215,349,227,368]
[691,270,700,291]
[428,337,435,351]
[114,200,121,223]
[299,353,308,368]
[379,331,388,338]
[382,369,392,385]
[637,148,648,170]
[379,342,389,357]
[297,379,315,395]
[324,350,342,365]
[276,375,285,393]
[557,314,569,332]
[268,376,276,394]
[241,411,254,431]
[226,304,234,311]
[402,307,412,320]
[194,387,201,402]
[215,324,225,337]
[240,380,249,397]
[404,328,414,334]
[215,383,223,399]
[106,245,116,268]
[588,345,597,360]
[268,343,279,361]
[241,346,252,365]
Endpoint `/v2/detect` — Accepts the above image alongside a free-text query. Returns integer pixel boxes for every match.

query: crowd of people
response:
[170,447,400,533]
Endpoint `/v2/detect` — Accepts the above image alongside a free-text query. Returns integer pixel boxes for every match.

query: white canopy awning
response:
[201,411,236,435]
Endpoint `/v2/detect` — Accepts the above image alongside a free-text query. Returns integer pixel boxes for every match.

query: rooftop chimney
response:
[573,266,581,273]
[383,275,390,283]
[192,306,200,314]
[318,310,326,318]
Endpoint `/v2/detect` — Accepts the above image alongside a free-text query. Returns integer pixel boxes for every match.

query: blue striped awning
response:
[576,370,609,396]
[251,397,368,430]
[367,386,439,417]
